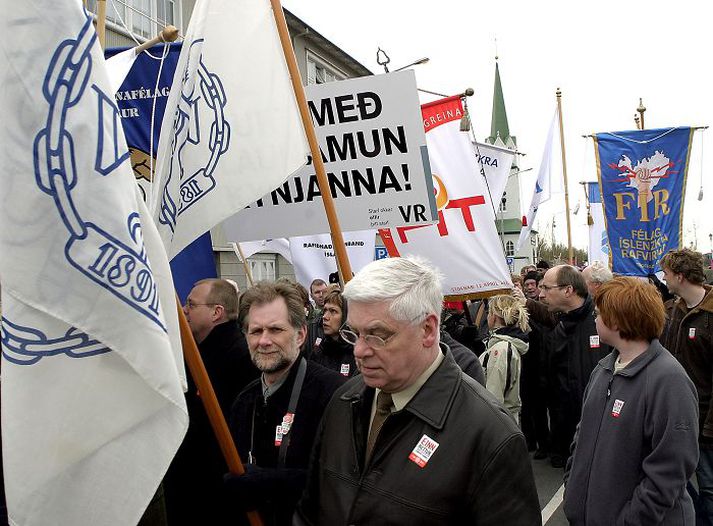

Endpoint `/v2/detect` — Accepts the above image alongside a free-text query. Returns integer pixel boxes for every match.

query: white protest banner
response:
[151,0,308,259]
[289,231,376,289]
[380,96,514,299]
[223,70,437,241]
[239,238,292,263]
[0,2,187,524]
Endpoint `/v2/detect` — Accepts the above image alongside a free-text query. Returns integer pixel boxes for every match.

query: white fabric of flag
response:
[516,107,561,250]
[151,0,309,259]
[587,182,609,264]
[104,47,137,94]
[0,2,188,525]
[382,96,514,298]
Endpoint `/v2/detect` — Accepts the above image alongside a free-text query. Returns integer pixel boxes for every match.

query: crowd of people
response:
[32,246,711,525]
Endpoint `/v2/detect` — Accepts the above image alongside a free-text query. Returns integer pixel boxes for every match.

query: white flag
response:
[382,96,514,297]
[0,3,187,525]
[587,182,610,264]
[104,47,137,94]
[516,107,561,250]
[151,0,309,259]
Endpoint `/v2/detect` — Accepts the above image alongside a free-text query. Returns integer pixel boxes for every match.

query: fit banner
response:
[381,96,514,299]
[594,127,693,276]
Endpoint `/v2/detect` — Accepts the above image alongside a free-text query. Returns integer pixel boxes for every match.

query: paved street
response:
[532,454,567,525]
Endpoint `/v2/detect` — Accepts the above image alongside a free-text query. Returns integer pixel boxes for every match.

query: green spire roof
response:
[487,61,513,146]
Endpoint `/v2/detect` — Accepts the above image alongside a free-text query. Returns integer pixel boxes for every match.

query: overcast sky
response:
[282,0,713,253]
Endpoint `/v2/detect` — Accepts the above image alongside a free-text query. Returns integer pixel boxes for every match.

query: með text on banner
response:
[223,70,437,241]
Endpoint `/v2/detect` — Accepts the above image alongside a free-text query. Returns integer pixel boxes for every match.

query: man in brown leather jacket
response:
[660,248,713,524]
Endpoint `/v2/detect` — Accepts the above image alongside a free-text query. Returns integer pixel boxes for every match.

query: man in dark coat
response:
[164,279,259,525]
[525,265,610,468]
[227,282,343,525]
[295,257,539,526]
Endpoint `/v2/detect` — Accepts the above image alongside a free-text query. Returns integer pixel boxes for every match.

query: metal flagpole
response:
[556,88,574,264]
[269,0,354,284]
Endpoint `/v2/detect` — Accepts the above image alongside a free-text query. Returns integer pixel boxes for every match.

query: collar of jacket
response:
[598,339,664,377]
[338,343,461,431]
[200,319,241,350]
[559,294,593,322]
[673,284,713,315]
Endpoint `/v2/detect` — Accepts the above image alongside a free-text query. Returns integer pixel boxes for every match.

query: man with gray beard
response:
[227,281,344,526]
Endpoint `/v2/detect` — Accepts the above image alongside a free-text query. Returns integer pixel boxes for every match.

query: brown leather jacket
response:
[661,285,713,445]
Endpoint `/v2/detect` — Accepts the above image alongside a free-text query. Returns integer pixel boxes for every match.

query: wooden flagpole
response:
[176,298,264,526]
[96,0,107,49]
[556,88,574,264]
[232,242,255,287]
[269,0,354,284]
[132,25,180,55]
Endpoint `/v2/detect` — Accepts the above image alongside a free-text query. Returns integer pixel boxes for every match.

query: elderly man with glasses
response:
[522,264,611,469]
[295,256,539,526]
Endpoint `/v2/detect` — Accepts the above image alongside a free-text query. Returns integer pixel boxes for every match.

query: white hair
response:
[587,261,613,284]
[343,256,443,324]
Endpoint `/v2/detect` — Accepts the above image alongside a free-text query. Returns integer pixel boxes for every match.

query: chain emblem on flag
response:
[158,39,230,235]
[1,319,110,365]
[32,14,165,330]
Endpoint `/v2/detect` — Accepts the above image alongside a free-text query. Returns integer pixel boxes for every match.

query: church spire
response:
[486,59,515,148]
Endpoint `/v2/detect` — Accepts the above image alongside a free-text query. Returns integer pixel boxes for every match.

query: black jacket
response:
[164,320,259,525]
[528,295,610,413]
[230,360,344,525]
[295,349,540,526]
[440,331,486,386]
[308,335,358,378]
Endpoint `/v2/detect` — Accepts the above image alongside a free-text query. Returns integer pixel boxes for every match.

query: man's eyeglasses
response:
[339,313,426,349]
[339,328,395,350]
[539,284,569,292]
[185,299,218,309]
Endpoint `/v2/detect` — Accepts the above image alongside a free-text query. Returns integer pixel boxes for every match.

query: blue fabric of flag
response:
[105,44,216,302]
[587,181,602,204]
[595,127,693,276]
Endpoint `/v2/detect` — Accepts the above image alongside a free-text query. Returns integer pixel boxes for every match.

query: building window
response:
[505,241,515,257]
[306,51,347,86]
[87,0,181,39]
[248,257,276,282]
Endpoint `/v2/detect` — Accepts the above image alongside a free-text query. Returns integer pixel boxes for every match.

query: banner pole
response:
[96,0,107,49]
[269,0,354,284]
[133,25,180,55]
[175,296,264,526]
[556,88,574,264]
[233,242,255,287]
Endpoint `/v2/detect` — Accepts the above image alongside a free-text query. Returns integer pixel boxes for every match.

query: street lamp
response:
[376,47,429,73]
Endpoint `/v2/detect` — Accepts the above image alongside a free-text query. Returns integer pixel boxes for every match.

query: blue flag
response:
[594,127,693,276]
[105,43,217,302]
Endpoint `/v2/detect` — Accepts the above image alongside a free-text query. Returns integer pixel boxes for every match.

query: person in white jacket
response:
[480,295,530,424]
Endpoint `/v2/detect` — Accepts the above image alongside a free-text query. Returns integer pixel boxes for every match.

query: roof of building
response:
[285,9,372,78]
